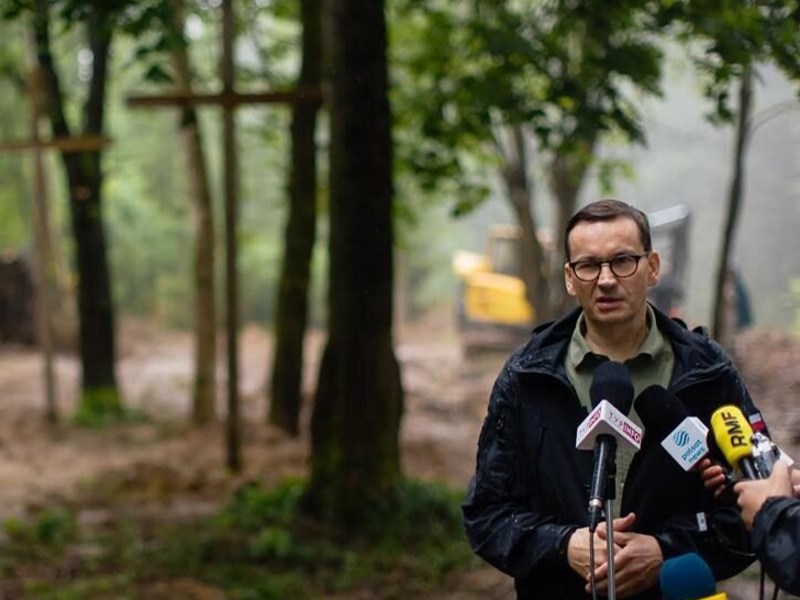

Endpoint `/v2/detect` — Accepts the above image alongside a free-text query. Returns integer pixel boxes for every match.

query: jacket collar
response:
[510,304,733,388]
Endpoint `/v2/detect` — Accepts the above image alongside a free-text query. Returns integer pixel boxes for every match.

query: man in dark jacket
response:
[463,199,761,599]
[734,462,800,595]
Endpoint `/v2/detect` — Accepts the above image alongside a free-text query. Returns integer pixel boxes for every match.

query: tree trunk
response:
[170,0,217,426]
[497,128,594,325]
[268,0,322,436]
[33,2,121,418]
[498,125,548,325]
[712,66,753,346]
[549,142,594,317]
[27,64,58,423]
[307,0,403,525]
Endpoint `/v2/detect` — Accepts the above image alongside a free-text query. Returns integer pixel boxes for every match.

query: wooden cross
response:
[126,0,320,471]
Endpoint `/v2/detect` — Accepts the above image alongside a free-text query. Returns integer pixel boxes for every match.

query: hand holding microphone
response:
[710,404,784,481]
[733,461,793,530]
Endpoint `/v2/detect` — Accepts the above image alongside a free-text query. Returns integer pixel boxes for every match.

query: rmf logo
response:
[720,411,748,447]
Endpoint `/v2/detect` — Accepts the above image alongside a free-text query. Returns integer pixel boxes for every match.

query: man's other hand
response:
[591,512,663,598]
[566,513,632,580]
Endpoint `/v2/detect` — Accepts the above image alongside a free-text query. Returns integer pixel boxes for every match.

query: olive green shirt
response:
[565,304,674,516]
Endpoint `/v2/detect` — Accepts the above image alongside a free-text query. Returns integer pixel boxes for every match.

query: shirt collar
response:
[568,304,664,371]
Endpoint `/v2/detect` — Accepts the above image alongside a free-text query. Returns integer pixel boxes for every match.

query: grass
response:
[0,479,477,600]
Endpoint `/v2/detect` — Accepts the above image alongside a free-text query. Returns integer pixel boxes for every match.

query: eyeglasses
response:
[568,253,649,282]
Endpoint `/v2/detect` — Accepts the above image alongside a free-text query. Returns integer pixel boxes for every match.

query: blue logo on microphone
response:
[672,430,690,447]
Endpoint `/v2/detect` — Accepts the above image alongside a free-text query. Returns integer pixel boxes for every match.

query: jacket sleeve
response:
[751,496,800,595]
[462,363,576,578]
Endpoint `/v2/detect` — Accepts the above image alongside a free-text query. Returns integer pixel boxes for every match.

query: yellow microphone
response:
[710,405,759,479]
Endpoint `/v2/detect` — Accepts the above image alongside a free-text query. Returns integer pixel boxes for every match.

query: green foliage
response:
[391,0,666,217]
[3,508,77,550]
[73,386,127,426]
[0,478,474,600]
[661,0,800,122]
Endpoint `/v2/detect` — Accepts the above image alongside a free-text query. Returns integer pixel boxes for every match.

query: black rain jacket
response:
[463,306,759,599]
[752,496,800,595]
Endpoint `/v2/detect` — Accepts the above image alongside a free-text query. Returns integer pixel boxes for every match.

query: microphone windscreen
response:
[660,553,717,600]
[634,385,688,440]
[710,405,754,470]
[589,361,634,413]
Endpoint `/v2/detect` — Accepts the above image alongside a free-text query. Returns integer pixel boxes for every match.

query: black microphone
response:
[635,385,711,471]
[586,361,634,532]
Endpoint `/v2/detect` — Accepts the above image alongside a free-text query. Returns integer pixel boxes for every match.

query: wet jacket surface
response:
[463,306,759,599]
[752,496,800,595]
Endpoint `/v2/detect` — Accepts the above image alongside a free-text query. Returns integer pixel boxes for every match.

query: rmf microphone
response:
[660,553,728,600]
[710,405,782,480]
[575,361,637,532]
[635,385,710,471]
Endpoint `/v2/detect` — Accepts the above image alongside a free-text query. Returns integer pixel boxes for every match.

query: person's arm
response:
[750,495,800,595]
[462,366,610,579]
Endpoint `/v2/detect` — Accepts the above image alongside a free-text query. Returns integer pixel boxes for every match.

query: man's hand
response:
[734,461,793,529]
[697,458,730,498]
[591,512,664,598]
[566,514,632,580]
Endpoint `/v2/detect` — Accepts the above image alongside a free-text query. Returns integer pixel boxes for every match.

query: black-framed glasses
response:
[568,253,649,282]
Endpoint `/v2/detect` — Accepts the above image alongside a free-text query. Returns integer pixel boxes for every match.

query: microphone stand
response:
[604,457,618,600]
[588,445,619,600]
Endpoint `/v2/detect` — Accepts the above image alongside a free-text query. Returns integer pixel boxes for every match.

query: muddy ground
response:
[0,315,798,599]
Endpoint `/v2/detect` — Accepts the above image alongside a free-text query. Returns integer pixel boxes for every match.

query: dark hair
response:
[564,199,652,260]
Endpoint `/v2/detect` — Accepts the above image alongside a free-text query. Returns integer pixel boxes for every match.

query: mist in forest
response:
[457,60,799,330]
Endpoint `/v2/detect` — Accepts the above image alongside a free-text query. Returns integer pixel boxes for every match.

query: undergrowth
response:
[0,479,477,600]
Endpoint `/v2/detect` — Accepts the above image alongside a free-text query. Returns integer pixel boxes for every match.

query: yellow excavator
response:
[452,205,691,350]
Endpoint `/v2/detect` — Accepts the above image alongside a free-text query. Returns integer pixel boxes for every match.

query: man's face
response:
[564,217,660,327]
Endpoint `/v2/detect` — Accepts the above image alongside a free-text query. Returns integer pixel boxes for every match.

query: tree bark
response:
[307,0,403,525]
[549,141,594,317]
[268,0,322,436]
[712,66,753,346]
[498,125,546,324]
[27,64,58,423]
[497,128,594,325]
[169,0,217,425]
[33,1,121,417]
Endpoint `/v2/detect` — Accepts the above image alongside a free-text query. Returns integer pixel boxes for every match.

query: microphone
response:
[660,553,728,600]
[634,385,710,471]
[710,405,782,480]
[575,361,636,532]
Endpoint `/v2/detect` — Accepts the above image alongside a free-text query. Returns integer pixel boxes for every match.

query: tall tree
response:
[393,0,663,324]
[712,66,753,345]
[664,0,800,340]
[168,0,217,425]
[31,0,121,419]
[306,0,402,523]
[268,0,322,436]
